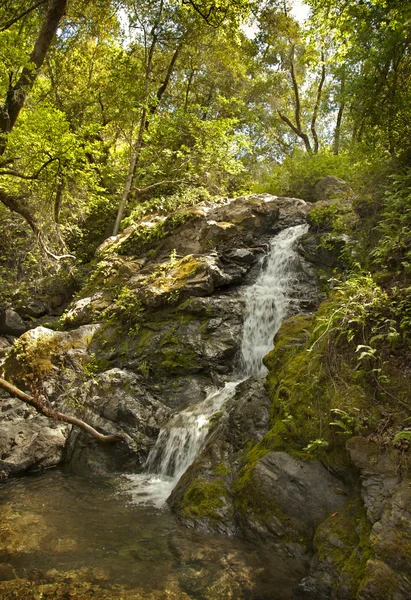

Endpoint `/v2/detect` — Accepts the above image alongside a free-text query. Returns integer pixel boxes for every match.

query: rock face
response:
[299,439,411,600]
[1,194,318,480]
[169,377,348,557]
[64,368,169,474]
[0,396,69,480]
[314,176,353,202]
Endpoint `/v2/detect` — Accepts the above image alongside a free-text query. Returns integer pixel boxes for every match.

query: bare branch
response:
[0,377,125,444]
[0,156,58,180]
[0,0,48,32]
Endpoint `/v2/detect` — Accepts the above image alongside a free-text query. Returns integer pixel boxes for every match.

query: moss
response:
[159,346,201,374]
[144,255,203,297]
[181,477,228,521]
[83,354,111,375]
[315,497,372,579]
[260,309,380,468]
[215,462,231,476]
[116,210,195,258]
[3,327,96,385]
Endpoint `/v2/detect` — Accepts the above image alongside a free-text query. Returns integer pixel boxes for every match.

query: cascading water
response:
[239,223,308,377]
[124,223,308,507]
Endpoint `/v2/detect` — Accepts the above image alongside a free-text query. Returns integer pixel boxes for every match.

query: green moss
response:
[3,328,96,385]
[83,354,111,375]
[116,210,195,258]
[159,346,200,374]
[260,309,380,468]
[314,497,373,595]
[144,255,203,298]
[181,477,228,520]
[215,462,231,476]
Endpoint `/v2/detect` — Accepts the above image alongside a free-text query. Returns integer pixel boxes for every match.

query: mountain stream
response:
[0,224,310,599]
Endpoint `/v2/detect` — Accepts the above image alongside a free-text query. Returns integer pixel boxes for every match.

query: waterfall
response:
[239,223,308,377]
[123,224,308,507]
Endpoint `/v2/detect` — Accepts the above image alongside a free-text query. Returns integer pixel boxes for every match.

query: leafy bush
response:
[252,149,354,201]
[371,168,411,276]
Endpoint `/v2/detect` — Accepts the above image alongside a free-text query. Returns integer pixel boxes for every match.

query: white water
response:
[239,223,308,377]
[123,224,308,507]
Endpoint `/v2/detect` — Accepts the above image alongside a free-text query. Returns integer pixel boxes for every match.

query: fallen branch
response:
[0,377,125,444]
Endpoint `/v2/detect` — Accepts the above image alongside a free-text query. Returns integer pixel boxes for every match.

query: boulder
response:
[314,176,353,202]
[0,309,27,336]
[64,368,169,474]
[0,397,69,479]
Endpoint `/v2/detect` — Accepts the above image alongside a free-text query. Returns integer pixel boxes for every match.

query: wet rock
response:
[96,292,244,410]
[0,309,27,336]
[0,398,69,479]
[64,368,169,474]
[346,436,400,524]
[223,247,258,265]
[224,377,272,451]
[236,452,348,555]
[298,231,348,269]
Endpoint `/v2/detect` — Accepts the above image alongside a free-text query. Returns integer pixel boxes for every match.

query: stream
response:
[0,224,310,599]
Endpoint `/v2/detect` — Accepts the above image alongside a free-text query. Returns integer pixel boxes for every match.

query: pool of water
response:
[0,470,309,599]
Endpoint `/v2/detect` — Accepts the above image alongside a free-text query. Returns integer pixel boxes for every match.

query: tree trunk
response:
[0,0,68,154]
[112,44,182,236]
[112,109,147,236]
[278,45,313,153]
[310,51,325,154]
[333,71,345,156]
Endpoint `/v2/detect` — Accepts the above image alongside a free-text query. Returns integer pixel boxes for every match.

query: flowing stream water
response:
[0,223,311,599]
[124,223,308,507]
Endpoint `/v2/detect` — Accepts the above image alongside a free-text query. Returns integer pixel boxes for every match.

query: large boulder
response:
[300,438,411,599]
[0,397,69,479]
[0,309,27,336]
[63,368,169,474]
[314,176,353,202]
[169,377,348,558]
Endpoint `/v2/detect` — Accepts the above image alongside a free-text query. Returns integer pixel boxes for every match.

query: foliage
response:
[253,149,354,201]
[370,168,411,276]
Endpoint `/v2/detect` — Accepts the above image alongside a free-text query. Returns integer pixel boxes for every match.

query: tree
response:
[255,0,328,155]
[308,0,411,160]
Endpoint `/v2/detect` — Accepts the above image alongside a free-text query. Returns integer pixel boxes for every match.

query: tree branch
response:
[0,377,125,444]
[0,0,68,154]
[0,156,58,180]
[278,110,312,152]
[0,0,49,32]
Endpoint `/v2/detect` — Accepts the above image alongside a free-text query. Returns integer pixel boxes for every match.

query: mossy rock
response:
[113,210,196,258]
[2,325,99,385]
[312,496,372,596]
[181,476,230,522]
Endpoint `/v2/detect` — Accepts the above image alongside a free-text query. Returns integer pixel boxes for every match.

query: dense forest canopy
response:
[0,0,410,304]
